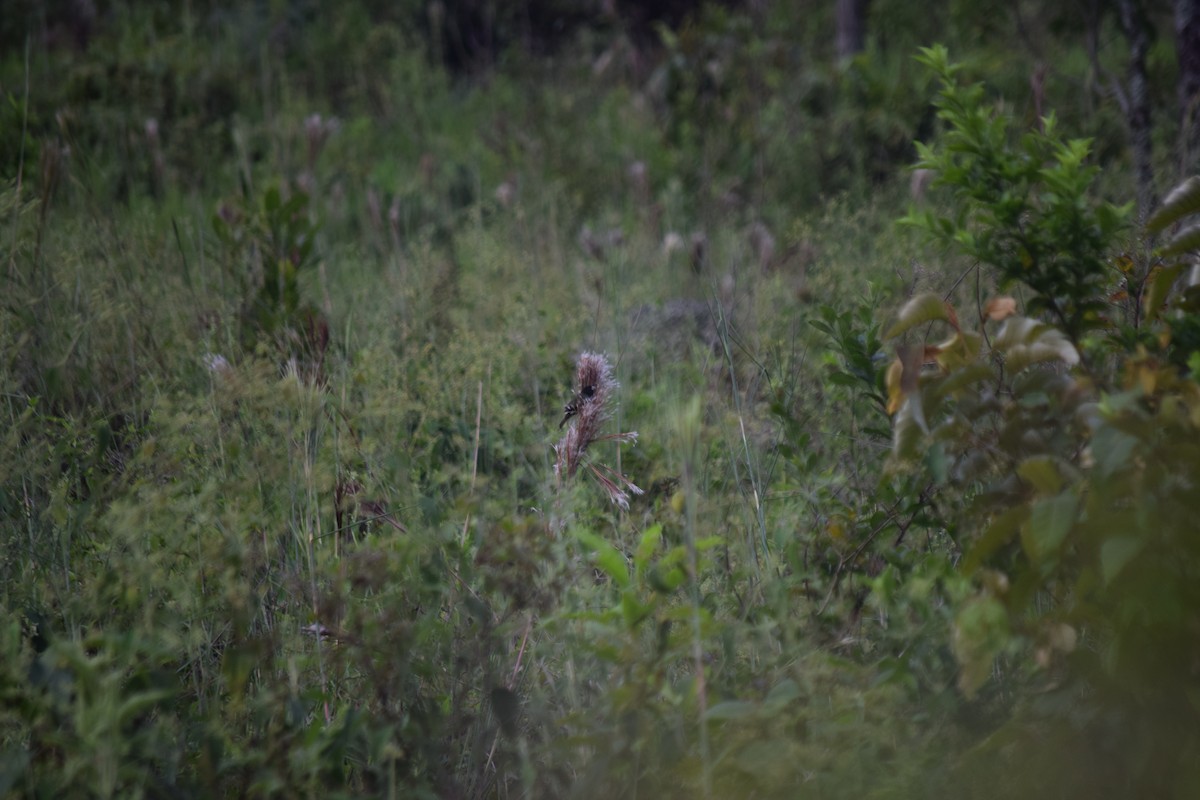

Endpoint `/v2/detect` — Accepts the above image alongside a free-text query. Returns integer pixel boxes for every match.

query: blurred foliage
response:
[1,1,1198,798]
[884,52,1200,797]
[901,45,1130,344]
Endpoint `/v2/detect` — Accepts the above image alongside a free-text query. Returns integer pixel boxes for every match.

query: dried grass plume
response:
[554,352,642,510]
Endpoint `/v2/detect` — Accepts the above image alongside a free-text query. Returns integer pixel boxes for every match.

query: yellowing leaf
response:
[1048,623,1077,654]
[983,296,1018,321]
[886,345,925,418]
[933,331,983,371]
[889,345,929,458]
[1136,364,1157,396]
[993,316,1039,348]
[885,293,956,339]
[995,317,1080,372]
[1019,246,1034,269]
[1017,455,1064,495]
[885,357,904,414]
[897,344,923,393]
[891,388,928,459]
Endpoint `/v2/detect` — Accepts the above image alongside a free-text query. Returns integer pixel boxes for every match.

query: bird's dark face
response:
[558,384,596,429]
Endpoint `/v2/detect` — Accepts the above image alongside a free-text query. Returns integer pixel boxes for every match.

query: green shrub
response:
[884,48,1200,798]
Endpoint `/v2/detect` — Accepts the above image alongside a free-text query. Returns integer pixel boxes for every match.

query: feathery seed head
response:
[553,352,642,509]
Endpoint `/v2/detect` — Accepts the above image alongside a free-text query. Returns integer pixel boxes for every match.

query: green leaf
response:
[884,293,953,339]
[953,596,1010,697]
[573,529,630,588]
[1146,176,1200,233]
[621,593,651,629]
[925,441,948,484]
[1143,263,1185,321]
[634,523,663,570]
[116,689,174,726]
[705,700,757,721]
[463,594,492,624]
[1158,221,1200,258]
[1021,491,1078,564]
[963,505,1029,574]
[763,679,802,713]
[0,747,30,796]
[1100,536,1145,585]
[1090,425,1139,480]
[1097,201,1133,235]
[915,44,953,76]
[826,371,862,388]
[647,565,685,593]
[282,190,308,218]
[735,740,794,782]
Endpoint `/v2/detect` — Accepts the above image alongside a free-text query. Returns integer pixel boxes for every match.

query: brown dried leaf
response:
[885,357,904,415]
[984,296,1018,321]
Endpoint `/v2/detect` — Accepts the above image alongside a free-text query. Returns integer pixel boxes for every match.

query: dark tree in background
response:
[427,0,747,70]
[1118,0,1157,219]
[1178,0,1200,172]
[836,0,869,61]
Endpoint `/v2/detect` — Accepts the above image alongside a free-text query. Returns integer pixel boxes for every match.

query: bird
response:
[558,384,595,428]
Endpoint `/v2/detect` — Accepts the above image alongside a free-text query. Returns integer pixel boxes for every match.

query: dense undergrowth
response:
[3,2,1199,798]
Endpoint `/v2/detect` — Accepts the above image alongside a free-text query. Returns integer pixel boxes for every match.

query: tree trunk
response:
[1178,0,1200,175]
[1119,0,1157,220]
[835,0,868,62]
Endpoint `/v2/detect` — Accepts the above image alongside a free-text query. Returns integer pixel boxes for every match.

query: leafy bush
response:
[5,3,1200,797]
[901,45,1129,343]
[883,48,1200,798]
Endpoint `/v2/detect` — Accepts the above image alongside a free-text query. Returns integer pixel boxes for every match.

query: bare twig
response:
[815,495,908,617]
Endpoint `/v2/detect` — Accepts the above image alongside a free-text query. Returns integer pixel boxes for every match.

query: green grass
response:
[3,3,1196,798]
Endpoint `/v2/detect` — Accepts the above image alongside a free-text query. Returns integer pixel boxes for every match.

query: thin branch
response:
[815,495,908,617]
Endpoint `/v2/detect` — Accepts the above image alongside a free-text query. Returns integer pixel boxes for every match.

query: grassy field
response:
[3,3,1199,798]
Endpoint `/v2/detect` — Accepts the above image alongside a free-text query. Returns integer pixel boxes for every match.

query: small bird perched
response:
[552,352,642,513]
[558,384,595,428]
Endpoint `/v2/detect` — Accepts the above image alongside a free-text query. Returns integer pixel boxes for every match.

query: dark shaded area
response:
[0,0,745,70]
